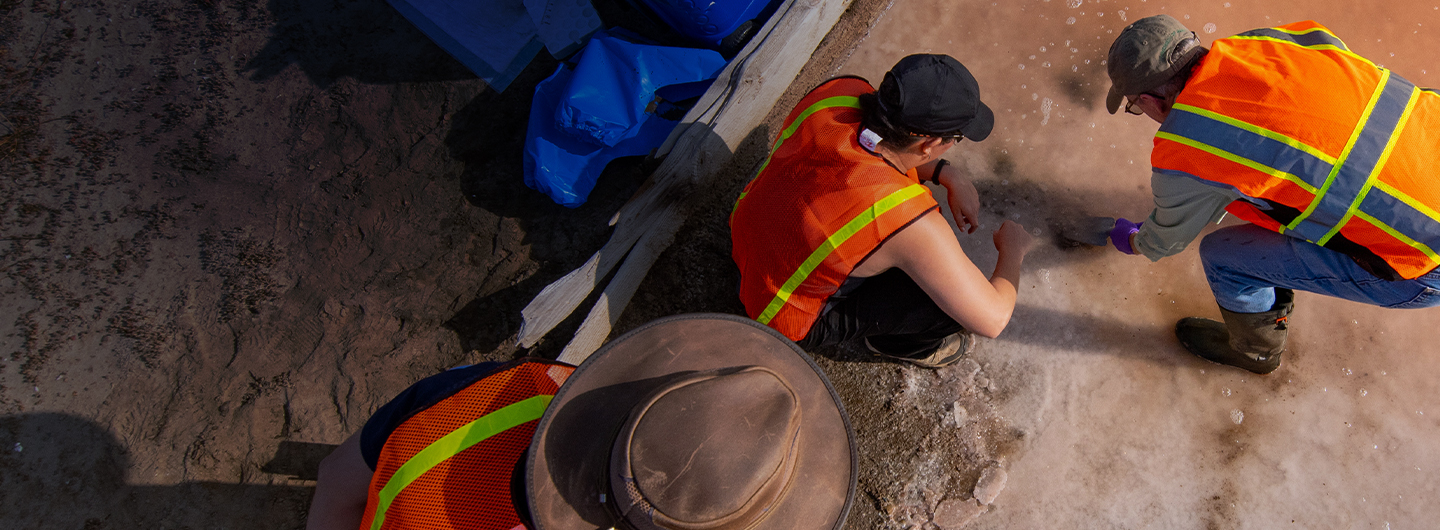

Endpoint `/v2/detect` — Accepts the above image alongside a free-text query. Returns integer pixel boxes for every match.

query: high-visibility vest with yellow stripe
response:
[1153,20,1440,280]
[358,359,574,530]
[730,77,938,340]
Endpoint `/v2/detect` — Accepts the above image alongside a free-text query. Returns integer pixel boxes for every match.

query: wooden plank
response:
[556,203,684,364]
[519,0,852,356]
[516,216,642,348]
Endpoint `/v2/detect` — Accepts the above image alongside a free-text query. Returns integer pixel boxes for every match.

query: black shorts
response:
[796,268,965,358]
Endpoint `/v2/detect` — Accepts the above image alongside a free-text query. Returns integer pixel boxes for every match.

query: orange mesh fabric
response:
[1157,22,1380,212]
[1155,21,1440,278]
[731,77,938,340]
[359,360,574,530]
[1368,89,1440,278]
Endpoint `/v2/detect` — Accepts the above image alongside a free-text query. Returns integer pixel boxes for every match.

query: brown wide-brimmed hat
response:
[526,313,858,530]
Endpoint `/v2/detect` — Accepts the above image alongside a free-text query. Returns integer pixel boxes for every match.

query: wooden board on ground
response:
[518,0,855,365]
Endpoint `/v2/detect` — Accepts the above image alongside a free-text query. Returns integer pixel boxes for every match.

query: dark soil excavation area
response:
[0,0,1018,528]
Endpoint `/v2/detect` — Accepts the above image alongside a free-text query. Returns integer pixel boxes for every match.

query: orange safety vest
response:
[730,77,938,340]
[1152,20,1440,280]
[358,359,575,530]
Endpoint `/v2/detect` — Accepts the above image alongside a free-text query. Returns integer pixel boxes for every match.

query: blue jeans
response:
[1200,224,1440,313]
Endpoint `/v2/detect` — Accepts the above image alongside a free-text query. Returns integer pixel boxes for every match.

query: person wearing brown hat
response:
[306,314,858,530]
[1087,15,1440,374]
[528,313,857,530]
[306,357,577,530]
[730,54,1035,368]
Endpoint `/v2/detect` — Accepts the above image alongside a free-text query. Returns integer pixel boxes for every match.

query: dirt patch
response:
[0,0,1033,528]
[813,354,1025,530]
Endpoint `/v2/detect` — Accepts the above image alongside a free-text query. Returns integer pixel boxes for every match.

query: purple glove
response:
[1110,218,1142,255]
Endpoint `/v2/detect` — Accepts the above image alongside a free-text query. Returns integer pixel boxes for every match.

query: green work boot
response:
[1176,289,1294,375]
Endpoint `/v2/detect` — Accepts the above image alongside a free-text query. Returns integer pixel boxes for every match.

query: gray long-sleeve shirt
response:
[1132,171,1244,261]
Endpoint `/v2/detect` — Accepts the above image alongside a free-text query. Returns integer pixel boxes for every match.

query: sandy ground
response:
[838,0,1440,528]
[2,0,1439,528]
[0,0,916,527]
[0,0,633,526]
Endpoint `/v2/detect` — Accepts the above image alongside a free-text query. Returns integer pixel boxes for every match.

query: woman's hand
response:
[935,162,982,234]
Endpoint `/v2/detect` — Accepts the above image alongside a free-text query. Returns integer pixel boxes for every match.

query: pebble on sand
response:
[973,463,1008,505]
[933,498,986,530]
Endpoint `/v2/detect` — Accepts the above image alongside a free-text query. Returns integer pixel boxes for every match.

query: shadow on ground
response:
[971,164,1154,271]
[441,65,739,357]
[246,0,477,87]
[1001,304,1191,366]
[0,413,314,529]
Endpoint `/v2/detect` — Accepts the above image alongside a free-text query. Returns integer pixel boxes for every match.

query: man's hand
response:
[936,162,981,234]
[1109,217,1142,255]
[994,220,1034,257]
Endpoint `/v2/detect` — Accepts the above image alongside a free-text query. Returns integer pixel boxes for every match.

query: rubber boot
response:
[1176,288,1294,374]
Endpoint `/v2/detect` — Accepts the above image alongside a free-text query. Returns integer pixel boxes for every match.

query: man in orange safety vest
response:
[1092,15,1440,374]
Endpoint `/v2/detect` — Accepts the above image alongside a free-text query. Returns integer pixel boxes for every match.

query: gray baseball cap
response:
[1105,14,1204,114]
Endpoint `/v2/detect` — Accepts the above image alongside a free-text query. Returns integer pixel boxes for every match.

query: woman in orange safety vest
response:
[730,54,1034,368]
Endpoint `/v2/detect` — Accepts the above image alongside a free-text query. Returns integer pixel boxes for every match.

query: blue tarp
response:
[386,0,600,92]
[524,32,726,207]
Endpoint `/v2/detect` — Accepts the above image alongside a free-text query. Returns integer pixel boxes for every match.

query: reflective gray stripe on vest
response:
[1286,72,1415,242]
[1233,27,1349,50]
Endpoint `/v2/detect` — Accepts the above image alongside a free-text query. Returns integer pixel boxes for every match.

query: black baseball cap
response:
[878,54,994,141]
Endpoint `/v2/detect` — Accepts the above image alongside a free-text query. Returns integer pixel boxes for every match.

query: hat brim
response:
[1106,86,1124,114]
[526,314,858,530]
[960,101,995,142]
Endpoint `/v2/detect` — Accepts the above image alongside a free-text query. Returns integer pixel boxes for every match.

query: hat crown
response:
[878,54,993,140]
[527,314,858,530]
[1107,14,1198,96]
[618,368,801,529]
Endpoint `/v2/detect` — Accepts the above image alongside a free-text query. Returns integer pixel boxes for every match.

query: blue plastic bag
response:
[635,0,781,48]
[524,32,726,207]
